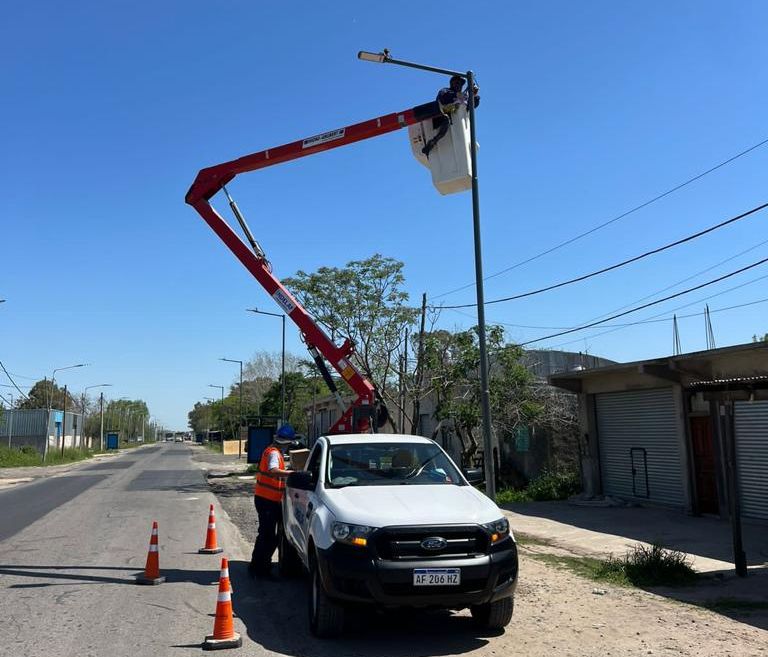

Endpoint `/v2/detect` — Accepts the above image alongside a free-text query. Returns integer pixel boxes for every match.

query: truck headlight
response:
[482,517,511,544]
[332,522,375,547]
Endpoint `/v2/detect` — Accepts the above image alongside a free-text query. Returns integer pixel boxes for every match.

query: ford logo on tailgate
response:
[421,536,448,551]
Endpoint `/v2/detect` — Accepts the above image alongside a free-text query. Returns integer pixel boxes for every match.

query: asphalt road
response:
[5,443,762,657]
[0,443,250,657]
[0,443,522,657]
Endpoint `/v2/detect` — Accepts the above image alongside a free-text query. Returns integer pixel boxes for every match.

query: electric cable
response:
[438,202,768,309]
[544,272,768,350]
[516,255,768,346]
[0,360,29,400]
[432,136,768,300]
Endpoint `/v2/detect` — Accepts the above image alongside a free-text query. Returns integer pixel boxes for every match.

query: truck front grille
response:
[374,525,488,560]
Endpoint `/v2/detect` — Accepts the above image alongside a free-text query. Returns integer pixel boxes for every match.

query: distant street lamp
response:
[83,384,112,451]
[358,49,496,499]
[247,307,286,424]
[47,363,88,461]
[209,384,224,403]
[220,357,244,459]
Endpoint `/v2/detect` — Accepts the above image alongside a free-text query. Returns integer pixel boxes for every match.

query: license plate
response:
[413,568,461,586]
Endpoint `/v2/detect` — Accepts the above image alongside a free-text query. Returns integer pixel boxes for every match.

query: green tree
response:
[419,325,542,442]
[284,254,418,414]
[752,332,768,342]
[18,379,77,410]
[259,371,324,434]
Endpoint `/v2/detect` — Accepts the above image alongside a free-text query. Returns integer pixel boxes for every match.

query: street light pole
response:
[220,358,244,458]
[247,308,286,424]
[82,384,111,450]
[357,49,496,498]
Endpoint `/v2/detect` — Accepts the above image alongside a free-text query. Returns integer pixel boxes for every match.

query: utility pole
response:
[61,384,67,456]
[220,358,244,458]
[99,392,105,451]
[357,51,496,498]
[412,293,427,435]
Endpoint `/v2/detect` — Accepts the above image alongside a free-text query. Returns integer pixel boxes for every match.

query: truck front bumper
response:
[316,540,518,609]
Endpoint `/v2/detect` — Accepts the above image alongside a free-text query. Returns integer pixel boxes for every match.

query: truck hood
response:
[323,484,504,528]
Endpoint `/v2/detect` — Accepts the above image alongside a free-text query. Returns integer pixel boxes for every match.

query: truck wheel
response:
[309,557,344,638]
[470,596,514,630]
[277,525,302,577]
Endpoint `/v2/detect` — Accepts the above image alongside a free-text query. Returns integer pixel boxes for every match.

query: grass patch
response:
[528,542,699,588]
[0,445,99,467]
[204,441,223,453]
[497,469,581,504]
[514,532,555,548]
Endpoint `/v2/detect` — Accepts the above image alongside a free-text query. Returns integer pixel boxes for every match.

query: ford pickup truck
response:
[280,433,518,637]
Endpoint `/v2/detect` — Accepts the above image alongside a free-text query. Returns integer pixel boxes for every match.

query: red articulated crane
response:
[185,100,443,434]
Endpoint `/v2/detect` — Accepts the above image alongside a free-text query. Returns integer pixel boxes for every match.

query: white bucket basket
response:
[408,105,473,195]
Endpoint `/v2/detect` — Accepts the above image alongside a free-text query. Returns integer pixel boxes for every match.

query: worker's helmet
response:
[274,424,296,444]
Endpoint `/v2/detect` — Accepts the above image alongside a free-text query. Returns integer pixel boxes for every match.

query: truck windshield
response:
[326,442,464,487]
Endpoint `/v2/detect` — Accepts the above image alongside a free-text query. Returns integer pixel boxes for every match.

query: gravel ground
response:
[195,448,768,656]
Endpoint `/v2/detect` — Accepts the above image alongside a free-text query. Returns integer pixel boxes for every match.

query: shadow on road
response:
[0,564,221,588]
[228,559,496,657]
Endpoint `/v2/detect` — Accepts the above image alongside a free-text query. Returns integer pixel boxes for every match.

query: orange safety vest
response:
[254,446,286,502]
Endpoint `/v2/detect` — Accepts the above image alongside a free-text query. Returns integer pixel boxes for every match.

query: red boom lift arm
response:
[185,100,441,434]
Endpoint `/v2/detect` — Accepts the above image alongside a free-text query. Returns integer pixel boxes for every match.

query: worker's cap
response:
[449,75,465,86]
[274,423,296,444]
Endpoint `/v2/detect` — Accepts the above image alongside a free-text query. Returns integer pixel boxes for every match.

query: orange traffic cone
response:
[202,557,242,650]
[135,521,165,585]
[199,504,223,554]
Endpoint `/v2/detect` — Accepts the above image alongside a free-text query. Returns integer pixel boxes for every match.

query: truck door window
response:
[306,445,322,485]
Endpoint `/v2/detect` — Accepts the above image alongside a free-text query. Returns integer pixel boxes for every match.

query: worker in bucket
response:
[421,74,480,157]
[249,423,295,578]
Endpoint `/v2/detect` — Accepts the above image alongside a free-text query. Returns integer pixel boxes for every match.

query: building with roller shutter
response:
[550,341,768,523]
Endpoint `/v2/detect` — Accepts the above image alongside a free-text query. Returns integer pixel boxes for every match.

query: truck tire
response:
[309,557,344,638]
[470,596,514,630]
[277,525,302,577]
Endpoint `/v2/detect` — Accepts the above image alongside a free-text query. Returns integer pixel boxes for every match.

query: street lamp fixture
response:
[220,357,244,459]
[246,307,286,424]
[49,363,89,410]
[208,384,225,403]
[357,48,495,499]
[357,50,389,64]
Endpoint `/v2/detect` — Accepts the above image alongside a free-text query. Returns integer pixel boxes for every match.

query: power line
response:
[546,272,768,350]
[0,360,30,400]
[439,202,768,309]
[449,284,768,331]
[518,255,768,346]
[571,236,768,326]
[552,274,768,349]
[432,136,768,300]
[460,238,768,330]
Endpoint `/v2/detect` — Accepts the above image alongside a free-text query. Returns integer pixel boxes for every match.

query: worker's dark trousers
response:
[250,495,282,574]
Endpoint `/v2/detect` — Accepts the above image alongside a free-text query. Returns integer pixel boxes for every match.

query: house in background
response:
[305,349,615,482]
[550,341,768,523]
[0,408,84,455]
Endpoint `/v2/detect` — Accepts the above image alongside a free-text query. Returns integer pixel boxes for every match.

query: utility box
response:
[408,104,472,195]
[247,426,273,465]
[106,432,119,450]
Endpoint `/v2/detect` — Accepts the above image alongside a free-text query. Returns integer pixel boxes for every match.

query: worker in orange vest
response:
[249,424,295,578]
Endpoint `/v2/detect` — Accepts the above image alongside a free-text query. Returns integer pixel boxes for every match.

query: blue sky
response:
[2,2,767,428]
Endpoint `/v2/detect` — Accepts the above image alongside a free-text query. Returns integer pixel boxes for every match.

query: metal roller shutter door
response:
[734,401,768,521]
[596,388,684,507]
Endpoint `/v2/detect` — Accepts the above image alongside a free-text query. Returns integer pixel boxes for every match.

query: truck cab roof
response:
[321,433,434,446]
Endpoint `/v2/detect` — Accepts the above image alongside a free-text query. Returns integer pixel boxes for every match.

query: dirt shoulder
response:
[204,474,767,656]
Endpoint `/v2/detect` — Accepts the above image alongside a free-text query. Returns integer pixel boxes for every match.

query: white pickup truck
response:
[279,433,518,638]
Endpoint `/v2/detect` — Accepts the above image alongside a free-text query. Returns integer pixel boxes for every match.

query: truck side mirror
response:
[463,468,484,485]
[287,471,315,491]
